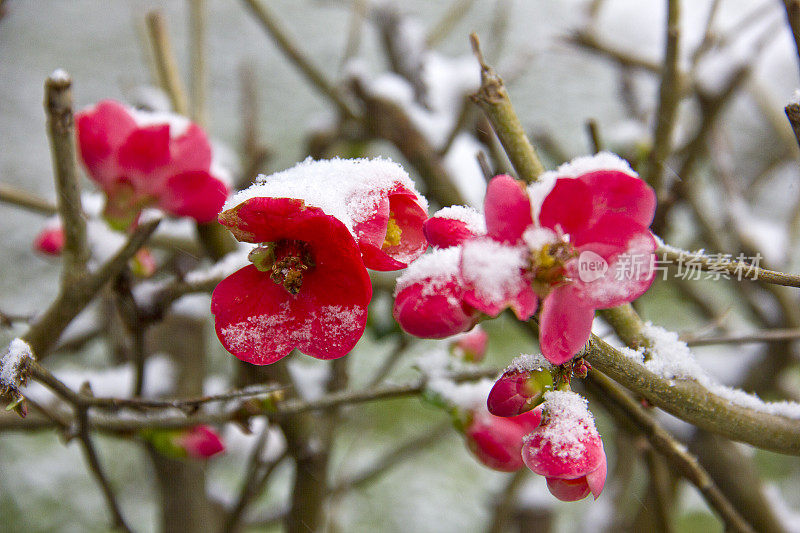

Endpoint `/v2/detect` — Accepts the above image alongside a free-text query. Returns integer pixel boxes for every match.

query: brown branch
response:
[45,71,89,285]
[470,33,545,184]
[658,245,800,288]
[642,0,682,197]
[783,0,800,75]
[241,0,358,120]
[586,372,756,533]
[146,11,190,115]
[23,217,161,358]
[0,183,57,216]
[682,327,800,346]
[188,0,208,126]
[76,408,133,533]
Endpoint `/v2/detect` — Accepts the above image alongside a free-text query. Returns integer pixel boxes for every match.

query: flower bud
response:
[487,354,554,417]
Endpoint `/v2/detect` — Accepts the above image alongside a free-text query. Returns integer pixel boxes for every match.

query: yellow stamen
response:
[382,216,403,248]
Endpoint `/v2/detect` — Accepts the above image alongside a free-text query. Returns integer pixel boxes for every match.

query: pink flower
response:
[465,408,542,472]
[33,223,65,256]
[76,100,229,229]
[450,325,489,362]
[229,158,428,271]
[521,391,606,501]
[392,247,480,338]
[176,425,225,459]
[487,354,554,417]
[533,156,657,364]
[211,196,372,365]
[415,153,657,365]
[353,183,428,271]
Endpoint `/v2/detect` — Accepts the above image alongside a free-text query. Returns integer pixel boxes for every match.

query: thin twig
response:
[146,11,190,115]
[76,408,133,533]
[45,71,89,285]
[241,0,358,120]
[329,422,451,495]
[643,0,681,197]
[188,0,208,126]
[426,0,476,48]
[221,425,287,533]
[682,328,800,346]
[658,245,800,288]
[23,218,162,358]
[470,33,545,184]
[0,183,58,216]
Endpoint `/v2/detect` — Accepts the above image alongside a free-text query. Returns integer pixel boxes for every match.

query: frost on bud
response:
[521,391,606,501]
[487,354,554,417]
[450,325,489,363]
[142,425,225,460]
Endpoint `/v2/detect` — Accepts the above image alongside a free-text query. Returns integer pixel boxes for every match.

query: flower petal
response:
[578,170,656,228]
[484,175,533,243]
[545,476,592,502]
[76,100,137,187]
[169,123,213,175]
[212,203,372,364]
[160,170,230,223]
[117,124,171,176]
[393,280,478,338]
[539,286,595,365]
[538,178,593,236]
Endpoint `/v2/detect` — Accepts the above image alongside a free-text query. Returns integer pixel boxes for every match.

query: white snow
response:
[460,238,528,305]
[430,205,486,235]
[49,68,70,82]
[184,244,254,285]
[791,89,800,106]
[1,338,33,390]
[130,107,191,138]
[287,358,331,402]
[225,157,426,238]
[427,375,495,410]
[442,133,488,207]
[625,322,800,419]
[545,151,637,180]
[394,246,462,295]
[523,390,599,461]
[505,353,552,374]
[522,226,558,251]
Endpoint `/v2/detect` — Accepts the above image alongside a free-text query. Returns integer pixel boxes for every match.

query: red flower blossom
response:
[412,153,657,365]
[521,391,606,501]
[211,196,372,365]
[230,158,428,271]
[177,425,226,459]
[465,408,542,472]
[533,155,657,364]
[76,100,229,229]
[353,183,428,271]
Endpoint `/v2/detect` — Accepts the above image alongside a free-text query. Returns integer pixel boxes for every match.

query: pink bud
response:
[487,366,553,417]
[176,425,225,459]
[465,408,542,472]
[33,225,65,256]
[450,326,489,362]
[521,391,606,501]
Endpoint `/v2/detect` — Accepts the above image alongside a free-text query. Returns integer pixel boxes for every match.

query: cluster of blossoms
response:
[210,158,428,365]
[401,153,655,501]
[35,99,232,277]
[394,152,657,365]
[37,100,656,498]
